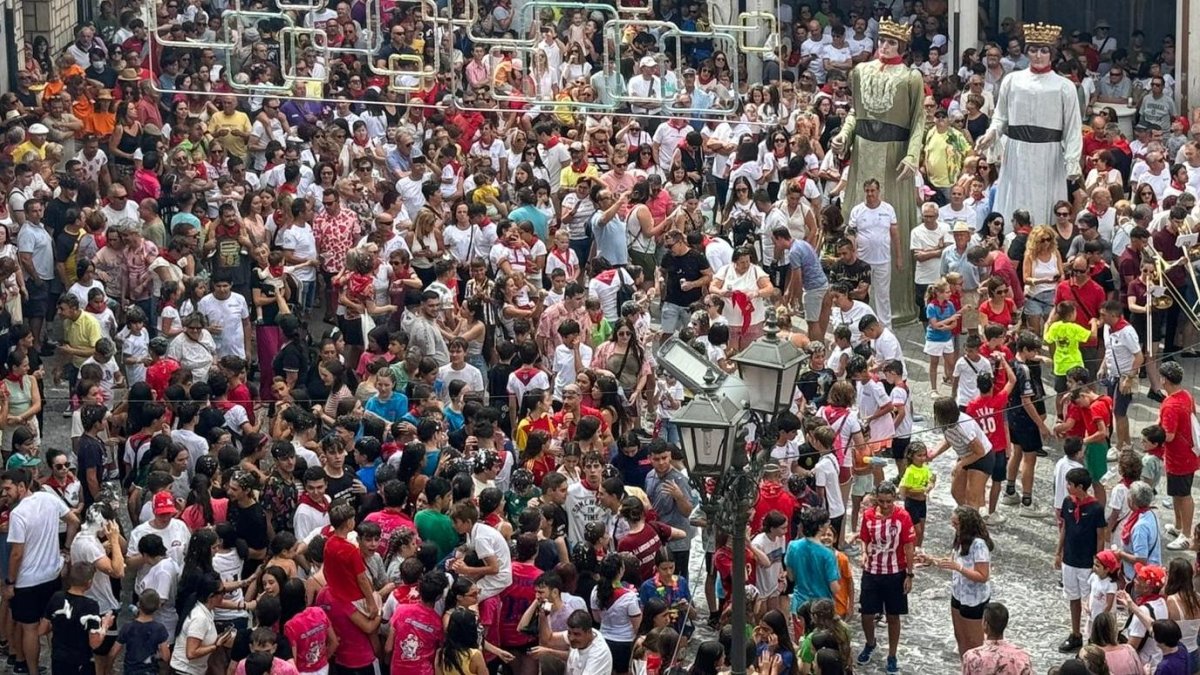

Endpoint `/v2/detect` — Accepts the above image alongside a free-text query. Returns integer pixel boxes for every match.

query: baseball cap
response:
[639,56,656,68]
[28,123,49,135]
[153,491,177,516]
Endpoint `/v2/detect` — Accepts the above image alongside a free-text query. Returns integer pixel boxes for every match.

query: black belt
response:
[856,119,911,143]
[1006,125,1064,143]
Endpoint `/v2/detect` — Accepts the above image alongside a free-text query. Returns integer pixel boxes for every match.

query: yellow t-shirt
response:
[899,463,933,495]
[65,312,102,367]
[922,130,954,188]
[208,110,252,160]
[1044,320,1093,376]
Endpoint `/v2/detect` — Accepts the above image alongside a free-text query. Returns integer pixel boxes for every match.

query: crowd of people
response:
[0,0,1199,673]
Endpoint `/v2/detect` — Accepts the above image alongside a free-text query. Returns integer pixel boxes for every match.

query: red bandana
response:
[300,494,329,513]
[1031,64,1052,74]
[879,55,904,65]
[5,372,24,383]
[1122,506,1151,544]
[1069,494,1096,523]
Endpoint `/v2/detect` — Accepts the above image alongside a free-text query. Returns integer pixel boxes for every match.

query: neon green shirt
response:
[899,464,933,495]
[1044,321,1093,375]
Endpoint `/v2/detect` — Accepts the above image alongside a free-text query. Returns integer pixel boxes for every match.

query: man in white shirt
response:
[561,612,614,675]
[911,202,951,322]
[197,274,251,359]
[1098,300,1144,451]
[861,315,906,377]
[847,17,875,63]
[100,184,140,223]
[277,200,320,312]
[828,283,875,346]
[847,179,901,327]
[801,19,830,84]
[821,27,854,81]
[438,338,486,401]
[551,320,592,401]
[1133,150,1171,203]
[938,185,976,230]
[627,56,663,117]
[4,466,80,675]
[294,467,331,540]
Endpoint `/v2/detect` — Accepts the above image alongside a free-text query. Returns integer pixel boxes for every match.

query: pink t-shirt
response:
[235,657,299,675]
[283,607,332,674]
[362,509,416,543]
[316,588,376,669]
[389,603,442,675]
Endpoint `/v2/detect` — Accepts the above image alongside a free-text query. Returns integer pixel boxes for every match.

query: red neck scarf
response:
[300,494,329,513]
[1122,505,1151,544]
[5,372,24,383]
[216,221,241,240]
[543,135,561,149]
[1031,64,1053,74]
[1172,179,1187,191]
[1111,318,1131,333]
[878,54,903,65]
[268,265,284,278]
[1087,203,1108,218]
[1069,494,1096,523]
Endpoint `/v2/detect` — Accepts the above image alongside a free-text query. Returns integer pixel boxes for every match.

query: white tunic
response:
[987,69,1082,226]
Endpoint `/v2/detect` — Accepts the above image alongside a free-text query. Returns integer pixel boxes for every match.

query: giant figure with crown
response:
[976,23,1082,225]
[830,19,926,324]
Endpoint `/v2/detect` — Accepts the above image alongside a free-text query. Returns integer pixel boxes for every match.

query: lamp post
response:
[660,309,806,675]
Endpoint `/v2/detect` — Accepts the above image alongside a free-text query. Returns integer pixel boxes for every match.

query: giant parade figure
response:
[976,23,1082,225]
[830,18,926,325]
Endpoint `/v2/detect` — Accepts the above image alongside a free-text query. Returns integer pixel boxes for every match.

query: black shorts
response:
[606,639,634,673]
[991,451,1008,482]
[1167,473,1195,498]
[830,515,845,542]
[338,315,366,347]
[51,660,94,675]
[12,577,61,624]
[22,278,50,321]
[1010,420,1043,454]
[952,595,989,620]
[859,571,909,616]
[891,436,911,461]
[903,497,926,524]
[965,451,995,475]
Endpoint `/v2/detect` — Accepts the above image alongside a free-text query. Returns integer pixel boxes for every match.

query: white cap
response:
[27,123,49,134]
[639,56,657,68]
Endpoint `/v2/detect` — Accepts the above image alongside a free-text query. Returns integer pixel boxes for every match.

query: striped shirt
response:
[859,506,915,576]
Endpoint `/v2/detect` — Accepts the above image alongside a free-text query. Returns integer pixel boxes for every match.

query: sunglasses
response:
[1056,211,1070,217]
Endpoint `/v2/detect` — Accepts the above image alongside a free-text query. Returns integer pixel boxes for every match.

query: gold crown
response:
[877,19,910,44]
[1024,22,1062,45]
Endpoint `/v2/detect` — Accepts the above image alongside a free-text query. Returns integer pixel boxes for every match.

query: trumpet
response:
[1151,258,1175,310]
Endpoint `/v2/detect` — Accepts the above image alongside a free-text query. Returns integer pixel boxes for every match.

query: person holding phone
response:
[170,573,238,675]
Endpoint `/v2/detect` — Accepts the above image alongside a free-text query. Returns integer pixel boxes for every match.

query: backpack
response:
[615,268,636,310]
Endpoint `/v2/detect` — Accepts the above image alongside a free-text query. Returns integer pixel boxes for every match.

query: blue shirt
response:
[1123,509,1163,579]
[356,462,380,493]
[784,538,839,612]
[638,575,692,607]
[365,392,409,424]
[591,212,629,265]
[925,302,955,343]
[786,240,828,291]
[509,205,550,241]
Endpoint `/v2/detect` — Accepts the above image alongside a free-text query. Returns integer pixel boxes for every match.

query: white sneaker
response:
[1000,492,1021,506]
[1019,502,1052,519]
[1166,524,1181,538]
[1107,448,1119,461]
[1167,535,1193,551]
[1162,498,1174,509]
[985,511,1007,526]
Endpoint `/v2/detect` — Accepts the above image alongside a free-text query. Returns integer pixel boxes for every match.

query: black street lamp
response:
[658,309,806,675]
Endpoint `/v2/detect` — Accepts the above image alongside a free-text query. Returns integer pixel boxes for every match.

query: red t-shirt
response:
[979,344,1013,391]
[283,607,332,673]
[389,603,442,675]
[979,297,1016,330]
[145,358,181,400]
[228,382,255,426]
[859,506,915,575]
[1086,397,1114,441]
[713,546,757,608]
[617,522,674,582]
[323,533,367,603]
[1161,390,1198,475]
[496,561,540,648]
[316,588,375,669]
[1063,402,1091,439]
[965,392,1009,451]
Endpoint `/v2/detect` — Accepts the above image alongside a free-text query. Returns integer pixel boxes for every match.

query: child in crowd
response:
[115,588,171,675]
[1053,438,1086,520]
[819,525,853,621]
[923,278,961,395]
[1043,301,1099,419]
[118,306,150,386]
[951,334,992,410]
[750,510,788,615]
[882,359,913,476]
[898,442,934,556]
[656,370,683,446]
[1139,424,1166,496]
[964,369,1014,525]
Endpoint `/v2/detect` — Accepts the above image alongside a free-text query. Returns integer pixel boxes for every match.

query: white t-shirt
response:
[468,522,512,601]
[587,268,634,322]
[278,224,319,283]
[438,362,486,401]
[9,491,69,587]
[137,558,181,635]
[829,300,874,345]
[910,222,951,284]
[751,531,785,597]
[588,587,642,641]
[565,630,614,675]
[127,518,192,583]
[1052,457,1085,512]
[70,533,120,613]
[813,453,846,518]
[197,293,250,358]
[870,329,906,376]
[1103,323,1140,377]
[953,355,993,408]
[1087,572,1117,626]
[891,385,914,437]
[857,379,895,442]
[802,38,829,82]
[848,201,897,266]
[552,343,593,400]
[171,429,209,473]
[294,500,331,541]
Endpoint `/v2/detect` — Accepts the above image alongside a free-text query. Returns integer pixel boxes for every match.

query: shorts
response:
[891,436,911,461]
[1167,472,1194,498]
[951,596,990,620]
[990,451,1008,482]
[859,571,909,616]
[606,639,634,673]
[332,662,381,675]
[1061,564,1091,601]
[1084,443,1109,483]
[838,465,852,484]
[1104,377,1132,417]
[803,285,829,323]
[924,340,955,357]
[1024,289,1055,317]
[1010,421,1043,454]
[1053,374,1068,394]
[1142,455,1164,493]
[628,249,657,282]
[93,613,118,655]
[904,497,927,524]
[22,277,50,321]
[12,577,61,624]
[850,472,875,497]
[965,451,996,475]
[51,660,93,675]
